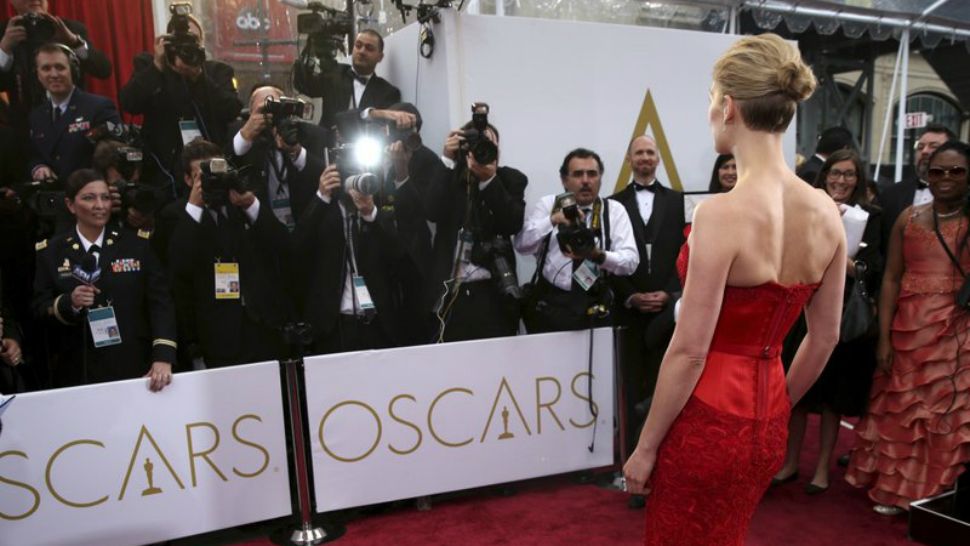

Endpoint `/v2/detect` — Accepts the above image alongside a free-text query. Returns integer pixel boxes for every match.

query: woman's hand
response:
[70,284,100,309]
[144,361,173,392]
[623,447,658,496]
[876,335,893,374]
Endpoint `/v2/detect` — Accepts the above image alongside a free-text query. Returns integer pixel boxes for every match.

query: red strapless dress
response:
[642,240,819,546]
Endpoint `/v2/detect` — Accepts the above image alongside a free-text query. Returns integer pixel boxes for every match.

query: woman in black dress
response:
[773,149,882,493]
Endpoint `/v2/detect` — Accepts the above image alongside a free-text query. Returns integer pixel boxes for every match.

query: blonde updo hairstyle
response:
[713,33,816,133]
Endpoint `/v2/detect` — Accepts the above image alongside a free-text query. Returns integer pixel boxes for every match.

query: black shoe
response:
[837,453,850,467]
[628,494,645,509]
[804,482,829,495]
[770,471,799,487]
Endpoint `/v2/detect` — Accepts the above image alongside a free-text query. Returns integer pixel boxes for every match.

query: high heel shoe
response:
[770,471,799,487]
[804,482,829,495]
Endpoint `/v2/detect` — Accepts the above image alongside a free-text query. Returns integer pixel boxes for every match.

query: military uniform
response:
[31,227,176,388]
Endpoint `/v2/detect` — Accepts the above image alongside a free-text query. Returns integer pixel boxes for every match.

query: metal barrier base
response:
[270,518,346,545]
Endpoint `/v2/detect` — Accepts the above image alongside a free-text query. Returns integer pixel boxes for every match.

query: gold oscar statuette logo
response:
[141,457,163,496]
[498,406,514,440]
[615,89,683,193]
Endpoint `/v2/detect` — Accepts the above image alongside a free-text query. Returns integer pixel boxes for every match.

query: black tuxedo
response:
[293,62,400,130]
[31,227,176,388]
[28,88,120,179]
[797,154,825,184]
[0,18,112,132]
[427,162,527,341]
[877,176,920,250]
[120,53,242,187]
[225,121,330,226]
[608,180,685,454]
[293,196,412,352]
[167,201,292,367]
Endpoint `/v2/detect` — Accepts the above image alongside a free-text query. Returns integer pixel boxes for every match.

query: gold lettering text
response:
[569,372,597,429]
[480,377,532,442]
[232,414,270,478]
[427,388,473,448]
[45,440,108,508]
[118,425,185,500]
[535,377,565,434]
[388,394,423,455]
[319,401,381,463]
[186,422,228,487]
[0,451,41,520]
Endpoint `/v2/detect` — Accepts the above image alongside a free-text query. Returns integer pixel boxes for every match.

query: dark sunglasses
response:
[927,166,969,181]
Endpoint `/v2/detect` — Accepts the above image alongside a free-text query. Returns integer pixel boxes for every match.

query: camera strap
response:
[932,209,970,277]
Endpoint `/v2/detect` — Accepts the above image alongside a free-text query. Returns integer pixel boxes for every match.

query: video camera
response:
[15,178,64,219]
[85,122,162,215]
[296,2,353,70]
[165,2,205,68]
[200,158,247,209]
[555,192,596,256]
[461,102,498,165]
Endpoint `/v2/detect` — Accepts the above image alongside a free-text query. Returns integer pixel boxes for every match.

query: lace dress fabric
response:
[643,241,818,546]
[845,215,970,508]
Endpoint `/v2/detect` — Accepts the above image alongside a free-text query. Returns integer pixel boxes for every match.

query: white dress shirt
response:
[76,226,106,266]
[914,181,933,207]
[515,194,639,291]
[631,179,657,224]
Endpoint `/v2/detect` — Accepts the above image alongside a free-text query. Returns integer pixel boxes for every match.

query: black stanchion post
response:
[272,323,344,545]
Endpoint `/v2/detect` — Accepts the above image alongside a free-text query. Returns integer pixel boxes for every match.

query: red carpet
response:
[224,415,920,546]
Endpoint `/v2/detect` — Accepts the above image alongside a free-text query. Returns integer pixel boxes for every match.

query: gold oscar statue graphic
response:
[614,89,683,193]
[498,406,514,440]
[141,457,163,496]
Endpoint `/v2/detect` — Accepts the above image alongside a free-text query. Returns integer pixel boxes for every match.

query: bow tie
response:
[917,179,929,190]
[352,72,370,85]
[633,182,658,193]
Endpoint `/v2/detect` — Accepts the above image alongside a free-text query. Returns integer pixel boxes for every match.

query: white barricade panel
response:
[306,329,614,512]
[0,362,291,546]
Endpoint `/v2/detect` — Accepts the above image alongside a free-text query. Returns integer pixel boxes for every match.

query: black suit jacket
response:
[167,201,292,366]
[293,62,401,130]
[120,53,242,186]
[28,88,121,179]
[609,181,685,341]
[797,155,824,184]
[31,227,176,387]
[877,176,919,251]
[0,18,112,131]
[426,163,528,300]
[293,195,412,347]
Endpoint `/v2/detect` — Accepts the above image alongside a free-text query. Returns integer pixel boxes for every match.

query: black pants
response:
[312,314,392,354]
[526,280,611,334]
[441,280,519,342]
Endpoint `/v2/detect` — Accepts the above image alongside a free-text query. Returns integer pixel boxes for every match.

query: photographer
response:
[427,107,527,342]
[120,5,242,189]
[27,43,120,182]
[0,0,112,132]
[168,140,292,368]
[92,139,166,234]
[229,85,329,230]
[293,28,401,131]
[294,162,414,354]
[31,169,176,390]
[514,148,638,333]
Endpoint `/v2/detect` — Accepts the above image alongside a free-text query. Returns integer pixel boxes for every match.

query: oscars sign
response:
[305,329,615,512]
[0,363,292,546]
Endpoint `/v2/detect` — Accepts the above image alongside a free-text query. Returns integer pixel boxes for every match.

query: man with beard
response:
[878,124,955,247]
[608,134,685,509]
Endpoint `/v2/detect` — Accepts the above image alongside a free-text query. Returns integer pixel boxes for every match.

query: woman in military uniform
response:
[32,169,176,390]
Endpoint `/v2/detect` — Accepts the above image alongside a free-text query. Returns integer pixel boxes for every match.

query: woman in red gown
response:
[623,34,847,546]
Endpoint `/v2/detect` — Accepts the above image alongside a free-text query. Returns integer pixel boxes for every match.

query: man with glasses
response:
[879,124,956,247]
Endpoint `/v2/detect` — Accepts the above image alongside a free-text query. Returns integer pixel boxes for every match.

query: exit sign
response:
[905,112,930,129]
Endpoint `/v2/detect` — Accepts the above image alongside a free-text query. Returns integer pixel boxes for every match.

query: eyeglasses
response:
[827,169,857,181]
[927,166,969,181]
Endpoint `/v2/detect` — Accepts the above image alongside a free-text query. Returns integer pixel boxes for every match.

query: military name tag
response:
[214,262,241,300]
[88,306,122,348]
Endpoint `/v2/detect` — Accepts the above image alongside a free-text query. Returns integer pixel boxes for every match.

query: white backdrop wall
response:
[385,12,796,277]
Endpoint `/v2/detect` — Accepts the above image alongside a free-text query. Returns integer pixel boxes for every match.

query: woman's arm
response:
[623,202,733,493]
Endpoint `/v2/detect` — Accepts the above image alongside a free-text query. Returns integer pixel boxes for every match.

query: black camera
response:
[15,179,64,219]
[165,2,205,68]
[111,147,160,215]
[15,12,55,46]
[297,2,353,65]
[555,193,596,255]
[460,102,498,165]
[471,236,522,299]
[200,158,247,209]
[263,96,314,147]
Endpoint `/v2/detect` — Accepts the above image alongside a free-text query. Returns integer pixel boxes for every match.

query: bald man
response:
[609,135,685,507]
